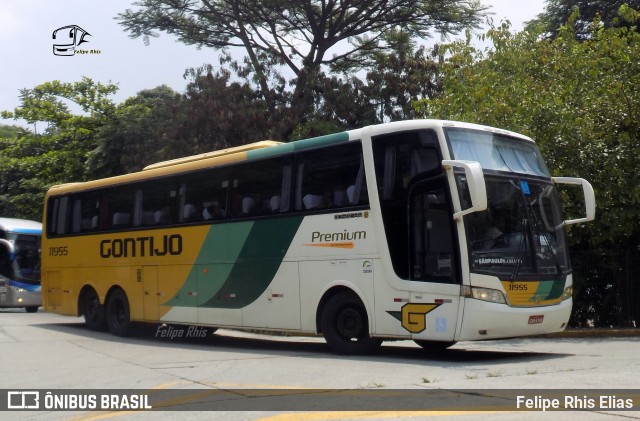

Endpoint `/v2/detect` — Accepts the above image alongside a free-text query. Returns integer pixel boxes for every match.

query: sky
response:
[0,0,547,126]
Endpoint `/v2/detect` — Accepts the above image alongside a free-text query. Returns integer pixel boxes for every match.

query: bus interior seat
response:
[270,195,281,212]
[242,196,256,215]
[142,211,156,225]
[303,194,323,210]
[113,212,131,226]
[333,190,347,206]
[183,204,200,222]
[346,185,356,204]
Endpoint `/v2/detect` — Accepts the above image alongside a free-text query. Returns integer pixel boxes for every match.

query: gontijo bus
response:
[0,217,42,313]
[42,120,595,354]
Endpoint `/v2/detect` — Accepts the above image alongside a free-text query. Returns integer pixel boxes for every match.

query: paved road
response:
[1,309,639,420]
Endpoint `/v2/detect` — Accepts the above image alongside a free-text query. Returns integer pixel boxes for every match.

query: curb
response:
[539,328,640,338]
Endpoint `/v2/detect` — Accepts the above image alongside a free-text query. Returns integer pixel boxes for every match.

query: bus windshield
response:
[6,233,41,284]
[446,127,550,177]
[446,128,569,279]
[461,177,569,278]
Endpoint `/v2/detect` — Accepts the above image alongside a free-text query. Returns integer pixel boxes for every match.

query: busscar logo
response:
[52,25,100,56]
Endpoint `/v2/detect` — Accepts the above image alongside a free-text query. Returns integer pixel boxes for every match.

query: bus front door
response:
[407,178,461,343]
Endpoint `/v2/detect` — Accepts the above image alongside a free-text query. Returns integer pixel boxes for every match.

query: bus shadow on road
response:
[36,321,573,365]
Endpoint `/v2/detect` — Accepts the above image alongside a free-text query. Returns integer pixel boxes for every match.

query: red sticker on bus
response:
[528,315,544,324]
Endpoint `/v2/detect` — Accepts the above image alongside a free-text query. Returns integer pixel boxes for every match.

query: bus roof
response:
[364,119,534,143]
[0,217,42,234]
[142,140,283,171]
[45,119,534,196]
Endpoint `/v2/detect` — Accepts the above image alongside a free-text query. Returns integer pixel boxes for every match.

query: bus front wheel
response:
[320,291,382,355]
[414,340,456,351]
[25,306,38,313]
[106,288,131,337]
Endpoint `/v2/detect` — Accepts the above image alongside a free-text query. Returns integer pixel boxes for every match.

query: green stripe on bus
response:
[533,279,565,301]
[164,216,304,309]
[163,222,254,308]
[201,216,304,308]
[246,132,349,160]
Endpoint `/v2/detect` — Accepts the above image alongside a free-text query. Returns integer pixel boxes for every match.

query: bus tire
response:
[106,288,131,337]
[25,306,38,313]
[413,340,456,351]
[82,289,107,331]
[320,291,382,355]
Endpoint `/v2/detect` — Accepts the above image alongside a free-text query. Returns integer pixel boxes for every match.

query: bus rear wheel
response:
[320,291,382,355]
[106,288,131,337]
[25,306,38,313]
[82,289,107,331]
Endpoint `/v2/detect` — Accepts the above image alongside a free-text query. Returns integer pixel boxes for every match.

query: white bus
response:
[42,120,595,353]
[0,218,42,313]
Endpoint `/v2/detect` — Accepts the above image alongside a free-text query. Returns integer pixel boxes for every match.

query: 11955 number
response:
[48,246,69,256]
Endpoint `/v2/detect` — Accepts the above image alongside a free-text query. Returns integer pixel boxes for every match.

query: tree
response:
[88,85,183,177]
[176,66,272,153]
[117,0,488,139]
[0,78,118,220]
[417,14,640,249]
[89,71,275,177]
[359,29,445,122]
[533,0,640,38]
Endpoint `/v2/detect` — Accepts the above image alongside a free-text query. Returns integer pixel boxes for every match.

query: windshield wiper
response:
[528,195,563,277]
[516,180,563,277]
[510,218,528,281]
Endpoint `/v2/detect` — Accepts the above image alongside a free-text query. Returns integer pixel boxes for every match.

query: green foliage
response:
[117,0,488,138]
[531,0,640,39]
[88,85,183,177]
[417,8,640,250]
[0,78,118,220]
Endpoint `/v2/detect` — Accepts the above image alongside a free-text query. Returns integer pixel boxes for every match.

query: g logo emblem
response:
[401,303,440,333]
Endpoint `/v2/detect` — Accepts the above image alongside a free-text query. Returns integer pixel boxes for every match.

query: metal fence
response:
[569,249,640,328]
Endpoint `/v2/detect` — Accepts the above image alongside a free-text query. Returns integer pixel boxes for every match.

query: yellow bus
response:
[42,120,595,354]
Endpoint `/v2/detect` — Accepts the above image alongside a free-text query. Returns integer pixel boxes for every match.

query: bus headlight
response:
[562,285,573,301]
[463,286,507,304]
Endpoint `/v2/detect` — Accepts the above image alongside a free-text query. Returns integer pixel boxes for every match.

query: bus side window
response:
[136,179,180,226]
[71,192,102,233]
[295,142,367,211]
[48,196,71,236]
[232,156,292,218]
[102,186,135,230]
[184,168,231,222]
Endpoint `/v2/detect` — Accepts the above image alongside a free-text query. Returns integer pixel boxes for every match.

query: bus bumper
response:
[0,284,41,309]
[457,297,572,341]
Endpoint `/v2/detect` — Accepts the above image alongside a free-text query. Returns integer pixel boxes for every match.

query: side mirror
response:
[442,160,487,221]
[0,239,15,257]
[552,177,596,226]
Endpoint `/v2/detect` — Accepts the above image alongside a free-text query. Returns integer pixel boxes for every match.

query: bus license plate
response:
[528,315,544,324]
